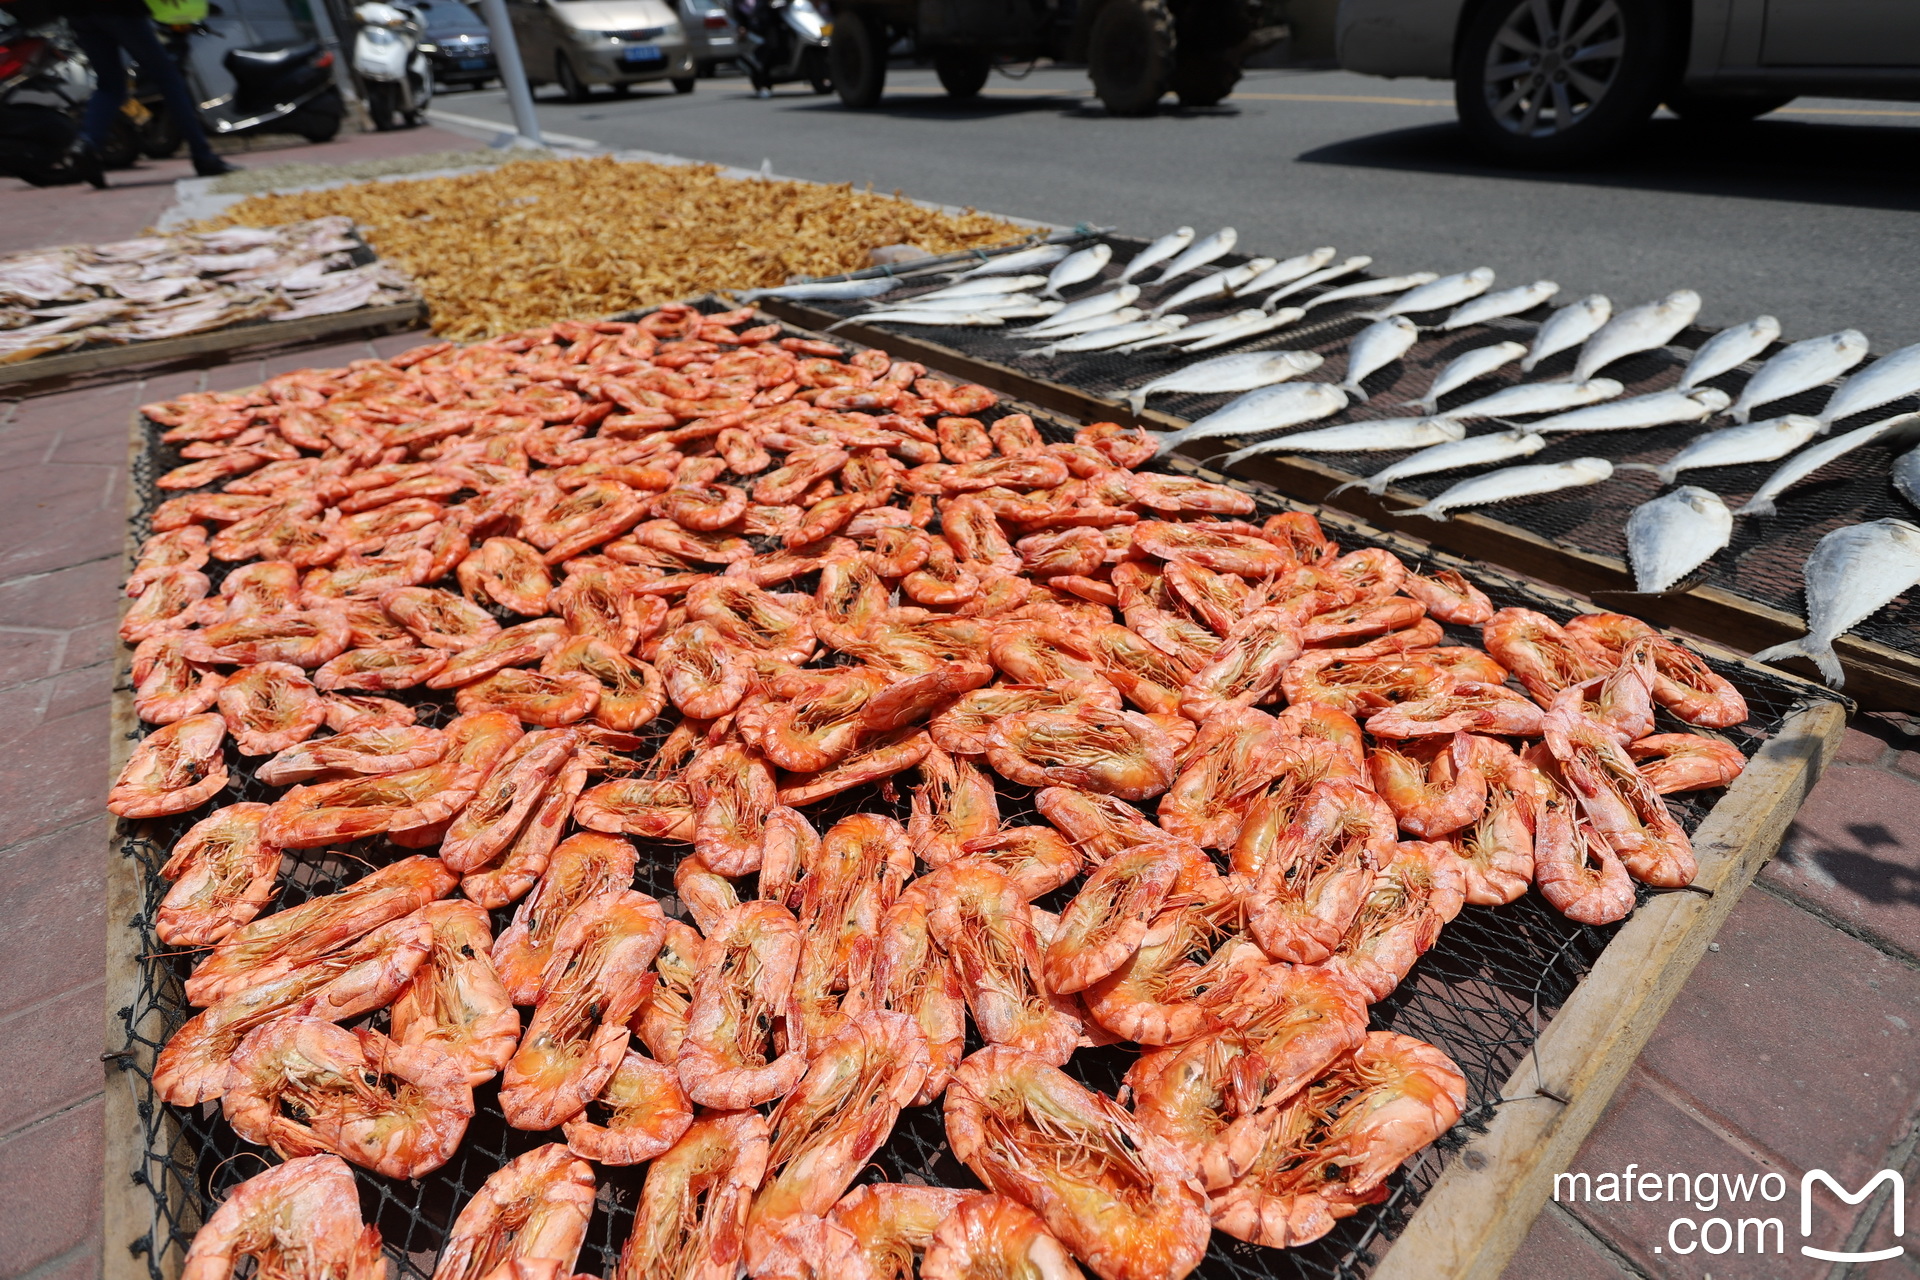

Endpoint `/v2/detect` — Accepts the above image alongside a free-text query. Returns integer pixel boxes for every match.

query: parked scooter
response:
[137,24,343,148]
[352,1,432,130]
[0,4,139,185]
[734,0,831,96]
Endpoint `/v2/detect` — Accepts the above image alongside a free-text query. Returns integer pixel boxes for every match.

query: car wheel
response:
[1454,0,1677,164]
[1664,87,1794,125]
[830,8,886,107]
[933,48,991,100]
[1169,51,1240,107]
[671,75,697,93]
[1088,0,1174,117]
[556,53,593,102]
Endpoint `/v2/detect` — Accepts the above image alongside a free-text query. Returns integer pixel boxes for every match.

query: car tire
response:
[1454,0,1677,164]
[1169,51,1239,107]
[557,53,593,102]
[1664,87,1793,125]
[1088,0,1175,117]
[933,48,991,100]
[672,75,697,93]
[830,7,886,107]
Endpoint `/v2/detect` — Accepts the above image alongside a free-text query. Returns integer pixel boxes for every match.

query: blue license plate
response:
[457,57,488,68]
[622,44,664,62]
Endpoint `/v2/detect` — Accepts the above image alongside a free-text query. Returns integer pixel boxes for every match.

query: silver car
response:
[679,0,739,74]
[1336,0,1920,161]
[504,0,698,97]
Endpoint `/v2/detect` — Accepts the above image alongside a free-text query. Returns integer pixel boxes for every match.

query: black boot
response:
[193,153,240,177]
[65,138,107,188]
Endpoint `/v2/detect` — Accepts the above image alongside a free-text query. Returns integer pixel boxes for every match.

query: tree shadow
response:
[1296,113,1920,214]
[1777,821,1920,912]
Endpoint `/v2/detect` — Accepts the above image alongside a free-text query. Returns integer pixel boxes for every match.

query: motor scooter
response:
[0,2,140,184]
[352,0,431,130]
[137,24,343,149]
[735,0,831,96]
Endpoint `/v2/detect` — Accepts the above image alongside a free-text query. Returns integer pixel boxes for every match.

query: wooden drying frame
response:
[96,311,1847,1280]
[756,299,1918,715]
[1,299,427,392]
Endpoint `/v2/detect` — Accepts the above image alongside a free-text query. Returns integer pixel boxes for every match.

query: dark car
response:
[416,0,497,88]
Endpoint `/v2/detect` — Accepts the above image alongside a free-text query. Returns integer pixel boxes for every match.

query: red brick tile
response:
[1499,1203,1633,1280]
[1640,890,1920,1186]
[1848,1147,1920,1279]
[134,369,207,405]
[61,621,118,677]
[0,629,61,689]
[1763,763,1920,961]
[0,982,107,1135]
[1891,750,1920,784]
[0,816,109,1016]
[370,328,437,359]
[42,664,113,725]
[263,340,373,378]
[0,559,125,631]
[1834,726,1892,767]
[0,679,50,730]
[0,512,124,582]
[0,706,111,849]
[1559,1076,1834,1279]
[0,1098,104,1276]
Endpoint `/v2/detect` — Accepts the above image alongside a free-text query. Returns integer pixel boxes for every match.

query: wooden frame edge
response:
[103,407,191,1280]
[1372,697,1848,1280]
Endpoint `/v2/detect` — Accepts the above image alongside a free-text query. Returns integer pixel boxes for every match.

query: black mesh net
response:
[111,316,1841,1280]
[794,234,1919,658]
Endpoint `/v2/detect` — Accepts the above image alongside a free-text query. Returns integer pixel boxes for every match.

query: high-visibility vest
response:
[146,0,212,24]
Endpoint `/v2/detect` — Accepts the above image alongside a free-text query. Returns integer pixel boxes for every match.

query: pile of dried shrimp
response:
[118,301,1751,1280]
[191,156,1031,341]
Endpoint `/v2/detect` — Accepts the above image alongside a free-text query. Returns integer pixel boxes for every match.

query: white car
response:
[1336,0,1920,161]
[504,0,698,97]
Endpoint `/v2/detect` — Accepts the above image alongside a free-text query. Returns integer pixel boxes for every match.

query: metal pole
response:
[474,0,543,145]
[305,0,369,130]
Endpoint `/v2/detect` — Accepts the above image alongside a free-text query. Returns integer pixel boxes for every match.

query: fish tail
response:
[823,316,856,332]
[1326,479,1362,497]
[1613,462,1661,476]
[1732,497,1775,518]
[1124,394,1147,414]
[1730,407,1751,424]
[1404,504,1445,521]
[1415,398,1438,414]
[1753,638,1845,686]
[1519,357,1539,373]
[1341,384,1369,403]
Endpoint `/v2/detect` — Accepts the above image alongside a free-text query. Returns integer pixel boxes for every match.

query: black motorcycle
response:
[0,1,140,185]
[136,22,342,149]
[734,0,832,95]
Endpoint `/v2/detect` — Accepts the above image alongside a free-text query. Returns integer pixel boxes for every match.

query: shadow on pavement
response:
[1297,114,1920,213]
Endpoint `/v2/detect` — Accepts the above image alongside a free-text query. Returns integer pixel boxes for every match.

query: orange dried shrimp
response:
[132,309,1749,1275]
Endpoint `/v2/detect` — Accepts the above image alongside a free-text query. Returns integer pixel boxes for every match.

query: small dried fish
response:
[1152,382,1349,453]
[1021,316,1186,358]
[1044,245,1112,298]
[1151,227,1237,284]
[1677,316,1780,391]
[1729,330,1870,424]
[1331,429,1548,496]
[1754,518,1920,685]
[1124,308,1265,352]
[1417,341,1527,412]
[1361,268,1495,320]
[1234,248,1338,297]
[1220,416,1465,465]
[1521,295,1611,373]
[1303,272,1439,313]
[1438,377,1624,422]
[1013,285,1140,335]
[738,277,897,302]
[904,276,1050,303]
[1404,457,1614,520]
[1572,289,1702,382]
[1619,415,1823,486]
[850,309,1007,327]
[1438,280,1558,331]
[1734,412,1920,517]
[1624,487,1733,592]
[1020,306,1144,340]
[1263,255,1372,311]
[1525,387,1730,434]
[1119,227,1194,283]
[946,243,1072,280]
[1820,342,1920,426]
[1338,316,1420,401]
[1123,350,1324,413]
[1181,306,1305,352]
[1150,258,1277,318]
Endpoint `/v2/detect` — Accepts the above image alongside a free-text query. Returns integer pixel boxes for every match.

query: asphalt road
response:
[431,63,1920,345]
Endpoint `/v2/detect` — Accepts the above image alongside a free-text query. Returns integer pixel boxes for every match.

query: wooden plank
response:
[759,298,1920,714]
[1375,697,1848,1280]
[102,413,194,1280]
[0,300,427,390]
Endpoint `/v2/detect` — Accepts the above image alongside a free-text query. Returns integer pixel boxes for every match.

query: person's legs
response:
[107,13,223,164]
[66,13,130,153]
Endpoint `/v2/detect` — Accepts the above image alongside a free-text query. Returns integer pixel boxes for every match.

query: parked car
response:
[1335,0,1920,161]
[416,0,496,88]
[679,0,737,74]
[502,0,696,97]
